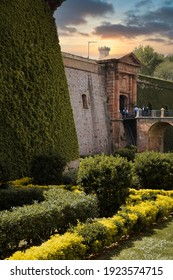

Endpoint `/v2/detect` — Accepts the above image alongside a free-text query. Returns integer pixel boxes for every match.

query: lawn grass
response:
[95,216,173,260]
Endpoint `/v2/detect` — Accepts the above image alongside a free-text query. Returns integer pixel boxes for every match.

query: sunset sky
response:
[54,0,173,59]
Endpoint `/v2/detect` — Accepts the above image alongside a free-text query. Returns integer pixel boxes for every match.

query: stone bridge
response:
[136,112,173,152]
[123,109,173,152]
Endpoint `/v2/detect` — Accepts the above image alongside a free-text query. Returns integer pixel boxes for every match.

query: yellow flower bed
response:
[7,232,86,260]
[7,190,173,260]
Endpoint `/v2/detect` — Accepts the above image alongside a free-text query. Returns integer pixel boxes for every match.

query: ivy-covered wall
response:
[137,74,173,109]
[137,75,173,152]
[0,0,79,179]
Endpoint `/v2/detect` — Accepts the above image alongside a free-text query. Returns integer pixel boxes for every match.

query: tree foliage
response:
[154,61,173,81]
[133,45,164,76]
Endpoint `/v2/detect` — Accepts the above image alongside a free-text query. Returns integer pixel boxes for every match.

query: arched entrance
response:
[148,122,172,152]
[120,95,128,112]
[164,126,173,152]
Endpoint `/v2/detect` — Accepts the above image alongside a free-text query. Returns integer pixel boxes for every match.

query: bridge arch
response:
[148,121,173,152]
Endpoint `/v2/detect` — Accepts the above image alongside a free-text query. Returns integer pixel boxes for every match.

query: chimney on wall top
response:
[98,46,111,59]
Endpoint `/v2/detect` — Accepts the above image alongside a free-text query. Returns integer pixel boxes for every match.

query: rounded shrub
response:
[78,154,132,217]
[30,152,66,185]
[74,222,109,255]
[114,145,137,162]
[133,151,173,190]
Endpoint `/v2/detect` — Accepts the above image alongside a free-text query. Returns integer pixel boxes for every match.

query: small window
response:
[82,94,89,109]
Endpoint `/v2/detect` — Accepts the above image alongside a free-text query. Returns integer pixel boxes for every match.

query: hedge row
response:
[0,186,44,211]
[0,188,98,259]
[127,188,173,205]
[7,190,173,260]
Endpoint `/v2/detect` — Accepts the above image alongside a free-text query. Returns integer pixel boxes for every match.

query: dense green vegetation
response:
[137,75,173,109]
[137,75,173,152]
[0,0,79,180]
[0,187,98,259]
[1,152,173,259]
[6,188,173,260]
[0,186,44,210]
[134,45,164,76]
[133,151,173,190]
[78,154,132,217]
[134,45,173,81]
[30,152,66,185]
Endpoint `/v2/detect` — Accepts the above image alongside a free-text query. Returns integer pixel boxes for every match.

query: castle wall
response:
[62,53,111,155]
[62,52,168,154]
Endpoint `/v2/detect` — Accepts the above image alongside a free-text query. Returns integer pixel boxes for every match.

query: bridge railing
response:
[136,108,173,118]
[121,108,173,119]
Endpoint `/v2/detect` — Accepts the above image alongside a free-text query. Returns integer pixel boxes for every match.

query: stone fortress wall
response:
[62,52,111,156]
[62,51,173,155]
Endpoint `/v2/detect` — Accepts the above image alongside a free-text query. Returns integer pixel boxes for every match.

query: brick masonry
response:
[62,52,173,155]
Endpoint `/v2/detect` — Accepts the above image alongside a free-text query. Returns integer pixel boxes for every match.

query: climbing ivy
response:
[137,74,173,109]
[137,75,173,152]
[0,0,79,179]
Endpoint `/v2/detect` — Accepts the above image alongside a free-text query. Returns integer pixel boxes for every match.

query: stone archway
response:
[148,122,172,152]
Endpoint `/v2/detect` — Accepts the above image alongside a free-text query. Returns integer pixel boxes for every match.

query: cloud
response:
[144,38,169,43]
[55,0,114,36]
[164,0,172,5]
[135,0,152,9]
[93,5,173,42]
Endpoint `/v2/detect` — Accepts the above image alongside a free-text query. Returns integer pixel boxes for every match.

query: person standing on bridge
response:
[134,105,138,117]
[122,108,128,118]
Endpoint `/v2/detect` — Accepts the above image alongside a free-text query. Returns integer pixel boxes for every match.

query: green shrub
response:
[0,188,98,259]
[114,145,137,162]
[6,190,173,260]
[124,202,159,231]
[0,186,44,211]
[126,188,173,207]
[30,152,66,185]
[0,162,11,188]
[63,169,78,186]
[133,151,173,190]
[73,222,109,254]
[7,232,86,260]
[10,177,32,187]
[78,154,132,217]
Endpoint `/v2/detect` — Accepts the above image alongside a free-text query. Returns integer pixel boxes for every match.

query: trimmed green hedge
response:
[7,232,86,260]
[0,186,44,211]
[0,188,98,259]
[7,189,173,260]
[0,0,79,180]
